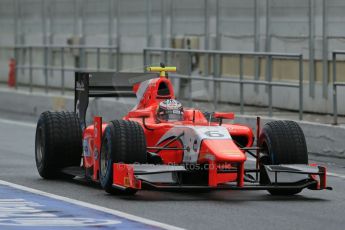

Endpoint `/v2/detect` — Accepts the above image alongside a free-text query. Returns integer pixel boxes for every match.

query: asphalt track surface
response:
[1,118,345,230]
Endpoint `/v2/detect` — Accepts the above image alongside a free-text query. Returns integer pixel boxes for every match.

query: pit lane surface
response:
[0,118,345,230]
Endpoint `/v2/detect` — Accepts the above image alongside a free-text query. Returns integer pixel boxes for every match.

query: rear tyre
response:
[259,120,308,196]
[99,120,147,195]
[35,111,82,179]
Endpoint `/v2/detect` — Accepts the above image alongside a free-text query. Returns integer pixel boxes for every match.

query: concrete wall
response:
[0,87,344,158]
[1,0,345,116]
[2,0,345,63]
[177,76,345,115]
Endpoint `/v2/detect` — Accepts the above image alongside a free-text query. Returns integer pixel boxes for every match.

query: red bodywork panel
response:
[113,164,142,190]
[122,76,253,166]
[82,117,107,181]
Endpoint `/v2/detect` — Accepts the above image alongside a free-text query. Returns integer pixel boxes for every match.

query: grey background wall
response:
[1,0,345,116]
[2,0,345,54]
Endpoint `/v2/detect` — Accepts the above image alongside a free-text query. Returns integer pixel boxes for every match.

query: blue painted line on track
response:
[0,184,161,230]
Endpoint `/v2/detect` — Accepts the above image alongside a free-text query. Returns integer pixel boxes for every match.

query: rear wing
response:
[74,72,156,129]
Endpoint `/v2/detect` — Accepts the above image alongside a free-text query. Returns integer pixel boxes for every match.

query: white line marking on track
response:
[327,172,345,179]
[0,118,36,128]
[0,180,184,230]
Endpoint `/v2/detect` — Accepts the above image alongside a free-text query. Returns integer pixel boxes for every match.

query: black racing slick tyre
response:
[99,120,147,195]
[259,120,308,196]
[35,111,82,179]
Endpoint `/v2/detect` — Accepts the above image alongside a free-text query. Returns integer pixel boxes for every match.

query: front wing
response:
[111,163,331,192]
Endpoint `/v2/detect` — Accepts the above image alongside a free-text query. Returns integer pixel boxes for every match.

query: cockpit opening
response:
[157,82,171,98]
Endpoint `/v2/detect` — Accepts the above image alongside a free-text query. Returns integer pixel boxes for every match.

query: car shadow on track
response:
[51,177,329,203]
[115,190,328,203]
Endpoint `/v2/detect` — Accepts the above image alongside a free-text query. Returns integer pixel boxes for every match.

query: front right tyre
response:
[259,120,308,196]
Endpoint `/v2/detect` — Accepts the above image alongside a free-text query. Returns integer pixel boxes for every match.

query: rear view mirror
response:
[213,112,235,120]
[128,110,151,118]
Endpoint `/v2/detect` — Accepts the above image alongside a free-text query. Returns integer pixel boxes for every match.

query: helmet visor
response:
[158,110,183,121]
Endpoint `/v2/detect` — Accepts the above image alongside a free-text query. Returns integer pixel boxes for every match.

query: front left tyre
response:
[35,111,82,179]
[99,120,147,195]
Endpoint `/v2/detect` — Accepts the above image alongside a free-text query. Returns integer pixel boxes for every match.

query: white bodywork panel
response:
[131,79,152,110]
[156,126,232,163]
